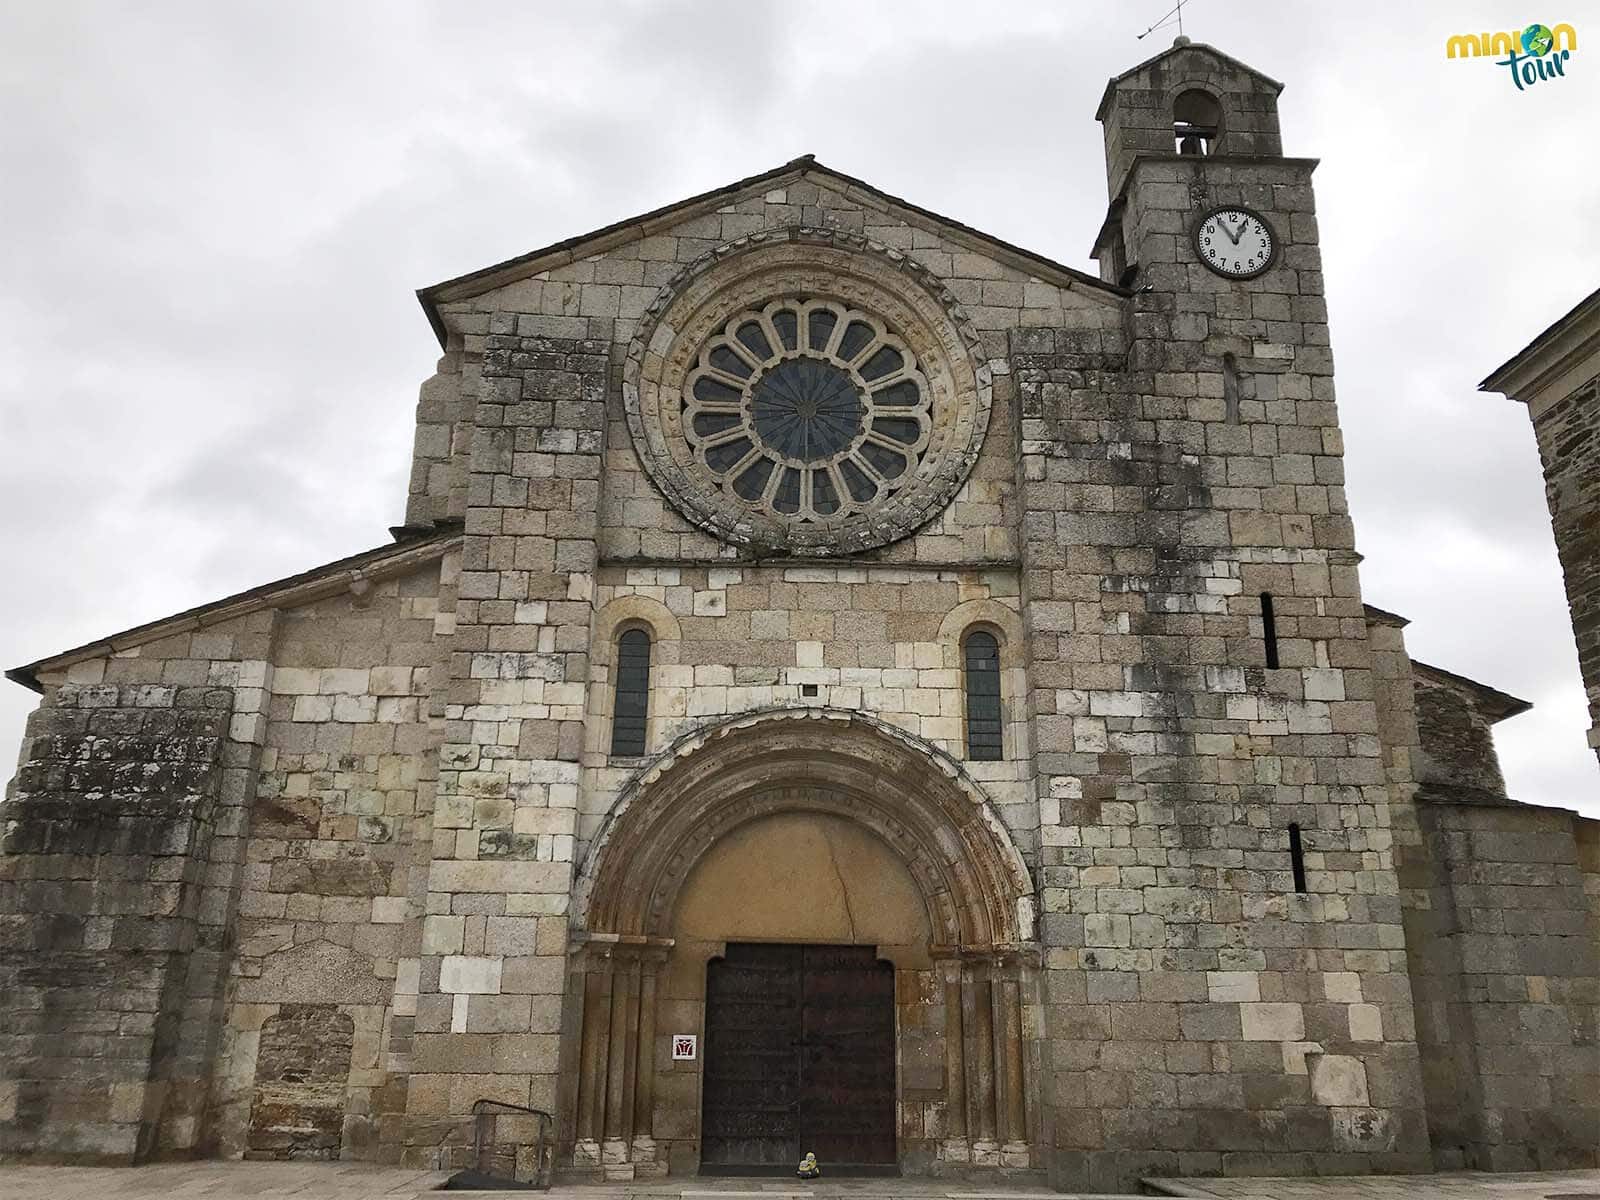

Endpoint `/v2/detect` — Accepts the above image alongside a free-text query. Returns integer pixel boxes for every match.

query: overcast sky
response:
[2,2,1596,817]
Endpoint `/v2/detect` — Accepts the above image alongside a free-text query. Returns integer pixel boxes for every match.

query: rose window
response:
[624,231,993,556]
[682,300,932,524]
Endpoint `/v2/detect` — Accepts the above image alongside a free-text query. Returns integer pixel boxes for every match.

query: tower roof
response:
[1095,38,1285,120]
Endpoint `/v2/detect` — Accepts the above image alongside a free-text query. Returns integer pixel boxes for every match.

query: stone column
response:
[631,959,661,1165]
[993,962,1031,1165]
[932,948,1033,1170]
[939,960,969,1157]
[965,972,998,1160]
[566,936,672,1180]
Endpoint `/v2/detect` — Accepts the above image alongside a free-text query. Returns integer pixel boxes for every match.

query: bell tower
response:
[1023,37,1437,1188]
[1091,36,1293,290]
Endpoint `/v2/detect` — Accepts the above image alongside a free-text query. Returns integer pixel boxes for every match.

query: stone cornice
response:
[1479,285,1600,414]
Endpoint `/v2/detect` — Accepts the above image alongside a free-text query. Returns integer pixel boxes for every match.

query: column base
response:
[1000,1140,1032,1168]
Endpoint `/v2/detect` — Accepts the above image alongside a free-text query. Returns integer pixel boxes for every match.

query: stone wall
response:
[1404,800,1600,1169]
[1524,368,1600,762]
[426,170,1125,570]
[1011,325,1428,1187]
[0,683,229,1161]
[1,548,450,1165]
[1412,667,1511,800]
[405,349,467,529]
[213,566,444,1159]
[578,565,1031,856]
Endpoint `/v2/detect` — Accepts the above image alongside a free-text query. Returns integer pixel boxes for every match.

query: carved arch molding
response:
[561,710,1042,1176]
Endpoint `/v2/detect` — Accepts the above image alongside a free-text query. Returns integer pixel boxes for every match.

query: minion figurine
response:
[797,1151,821,1179]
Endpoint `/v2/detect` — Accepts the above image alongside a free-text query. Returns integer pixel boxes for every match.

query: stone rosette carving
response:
[624,228,992,555]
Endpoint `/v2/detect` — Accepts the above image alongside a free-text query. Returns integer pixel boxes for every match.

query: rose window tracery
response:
[623,230,992,556]
[683,300,932,524]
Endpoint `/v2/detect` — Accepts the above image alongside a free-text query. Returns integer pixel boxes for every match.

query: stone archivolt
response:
[575,708,1033,947]
[624,228,992,557]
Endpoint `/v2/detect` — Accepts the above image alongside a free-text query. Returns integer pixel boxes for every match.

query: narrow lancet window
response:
[1261,593,1280,669]
[963,630,1003,761]
[610,628,651,756]
[1288,822,1308,893]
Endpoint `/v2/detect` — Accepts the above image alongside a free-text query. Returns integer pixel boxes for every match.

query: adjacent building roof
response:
[5,529,459,693]
[415,155,1130,346]
[1362,607,1533,720]
[1412,660,1533,723]
[1361,603,1409,628]
[1479,284,1600,399]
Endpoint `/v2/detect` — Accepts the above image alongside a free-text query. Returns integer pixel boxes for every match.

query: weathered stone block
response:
[440,955,502,995]
[1308,1054,1369,1106]
[1241,1002,1305,1041]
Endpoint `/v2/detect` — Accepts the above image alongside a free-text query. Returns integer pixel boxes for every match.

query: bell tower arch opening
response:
[560,710,1039,1180]
[1172,86,1222,154]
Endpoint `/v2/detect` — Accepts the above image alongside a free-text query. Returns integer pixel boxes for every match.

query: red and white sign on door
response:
[672,1034,697,1061]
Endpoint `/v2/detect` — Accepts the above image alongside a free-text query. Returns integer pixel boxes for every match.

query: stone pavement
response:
[4,1165,1600,1200]
[0,1165,1075,1200]
[0,1163,452,1199]
[1146,1169,1600,1198]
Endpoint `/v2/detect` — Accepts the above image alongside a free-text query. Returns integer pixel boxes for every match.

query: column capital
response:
[930,943,1041,973]
[568,933,674,970]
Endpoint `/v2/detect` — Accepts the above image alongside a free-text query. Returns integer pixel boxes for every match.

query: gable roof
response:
[1479,285,1600,399]
[416,155,1129,346]
[1412,660,1532,723]
[1096,38,1285,121]
[6,529,460,693]
[1361,605,1532,720]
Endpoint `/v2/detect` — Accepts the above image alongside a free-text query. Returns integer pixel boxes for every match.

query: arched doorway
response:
[561,710,1038,1179]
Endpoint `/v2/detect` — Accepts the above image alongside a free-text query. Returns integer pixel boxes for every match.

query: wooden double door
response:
[701,943,896,1170]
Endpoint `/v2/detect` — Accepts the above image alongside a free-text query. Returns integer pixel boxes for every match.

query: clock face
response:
[1194,207,1277,278]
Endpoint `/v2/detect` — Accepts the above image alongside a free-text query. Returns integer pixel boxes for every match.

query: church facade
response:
[3,41,1597,1191]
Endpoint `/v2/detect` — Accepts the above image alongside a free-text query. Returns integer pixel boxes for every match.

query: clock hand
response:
[1223,217,1245,245]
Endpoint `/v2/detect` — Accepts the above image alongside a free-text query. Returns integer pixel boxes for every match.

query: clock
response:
[1193,206,1278,278]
